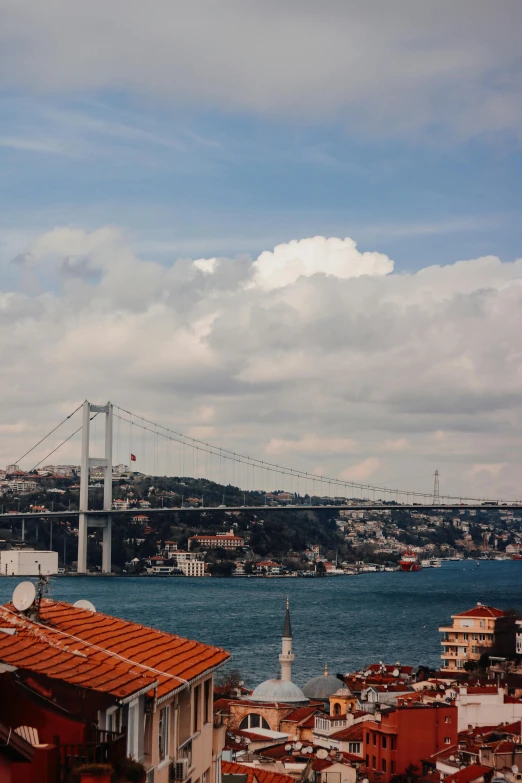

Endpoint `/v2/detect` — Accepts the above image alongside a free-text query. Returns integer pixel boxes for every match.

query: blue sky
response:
[1,90,521,272]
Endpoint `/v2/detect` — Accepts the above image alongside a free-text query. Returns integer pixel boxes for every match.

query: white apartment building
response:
[180,560,205,577]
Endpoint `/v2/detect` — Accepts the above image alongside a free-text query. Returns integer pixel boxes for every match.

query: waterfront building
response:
[0,549,58,576]
[188,530,245,550]
[0,596,230,782]
[439,604,507,671]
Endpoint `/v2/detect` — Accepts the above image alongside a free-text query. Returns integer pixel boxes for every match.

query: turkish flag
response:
[130,453,136,462]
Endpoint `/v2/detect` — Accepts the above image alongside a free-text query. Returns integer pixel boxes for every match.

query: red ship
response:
[399,551,422,572]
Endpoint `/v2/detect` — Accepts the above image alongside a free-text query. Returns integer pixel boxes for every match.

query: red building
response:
[362,701,457,782]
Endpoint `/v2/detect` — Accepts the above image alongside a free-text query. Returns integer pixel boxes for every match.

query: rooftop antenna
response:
[433,470,440,504]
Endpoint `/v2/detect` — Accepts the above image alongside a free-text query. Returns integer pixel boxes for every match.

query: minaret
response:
[279,598,294,682]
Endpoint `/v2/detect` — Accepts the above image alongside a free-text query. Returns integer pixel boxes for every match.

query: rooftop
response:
[0,599,230,701]
[222,760,295,783]
[454,605,506,619]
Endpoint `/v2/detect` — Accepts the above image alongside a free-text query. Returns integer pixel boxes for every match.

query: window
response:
[348,742,360,754]
[382,736,387,749]
[391,762,396,774]
[372,756,376,769]
[480,620,486,629]
[382,760,387,773]
[479,634,486,642]
[107,706,121,733]
[445,716,451,724]
[333,703,341,716]
[127,700,139,760]
[193,684,201,734]
[444,737,451,744]
[239,715,270,730]
[159,705,170,763]
[373,733,377,746]
[463,633,468,641]
[391,737,396,751]
[204,679,211,724]
[366,755,369,767]
[366,733,370,744]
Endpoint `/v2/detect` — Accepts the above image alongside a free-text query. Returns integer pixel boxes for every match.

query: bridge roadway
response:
[0,503,518,520]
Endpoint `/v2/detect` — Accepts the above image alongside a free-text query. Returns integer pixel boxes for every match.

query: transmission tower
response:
[433,470,440,504]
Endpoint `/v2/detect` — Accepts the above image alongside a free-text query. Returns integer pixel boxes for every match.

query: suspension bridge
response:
[3,400,519,573]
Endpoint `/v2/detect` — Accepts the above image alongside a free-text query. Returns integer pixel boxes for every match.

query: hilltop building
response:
[188,529,245,550]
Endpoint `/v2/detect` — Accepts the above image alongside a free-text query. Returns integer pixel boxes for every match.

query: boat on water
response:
[399,551,422,572]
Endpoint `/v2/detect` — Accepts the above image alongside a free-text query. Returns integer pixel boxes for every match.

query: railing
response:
[56,730,127,782]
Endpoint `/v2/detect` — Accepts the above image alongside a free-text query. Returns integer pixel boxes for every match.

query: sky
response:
[1,0,522,499]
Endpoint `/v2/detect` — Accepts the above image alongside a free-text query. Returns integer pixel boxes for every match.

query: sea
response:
[1,561,520,689]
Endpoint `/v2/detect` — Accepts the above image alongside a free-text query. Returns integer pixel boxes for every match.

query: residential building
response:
[188,530,245,550]
[439,604,506,671]
[454,686,522,731]
[180,560,206,577]
[362,702,457,782]
[0,597,230,783]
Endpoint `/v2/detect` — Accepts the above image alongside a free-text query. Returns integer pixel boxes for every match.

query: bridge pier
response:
[78,401,113,574]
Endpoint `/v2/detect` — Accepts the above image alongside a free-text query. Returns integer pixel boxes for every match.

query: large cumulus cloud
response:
[2,227,522,499]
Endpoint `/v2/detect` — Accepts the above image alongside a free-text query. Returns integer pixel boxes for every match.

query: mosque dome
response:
[303,666,342,700]
[251,678,308,704]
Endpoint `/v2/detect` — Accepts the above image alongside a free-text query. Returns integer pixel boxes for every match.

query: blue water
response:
[1,562,520,688]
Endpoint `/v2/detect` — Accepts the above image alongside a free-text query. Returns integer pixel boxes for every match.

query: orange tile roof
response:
[0,599,230,701]
[454,606,505,618]
[222,760,295,783]
[444,765,491,783]
[282,705,320,723]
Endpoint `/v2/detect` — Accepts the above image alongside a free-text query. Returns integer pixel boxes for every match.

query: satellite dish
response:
[393,668,400,677]
[12,582,36,612]
[306,747,313,754]
[294,742,303,750]
[512,767,519,775]
[449,757,455,762]
[317,749,328,760]
[285,744,292,751]
[73,599,96,612]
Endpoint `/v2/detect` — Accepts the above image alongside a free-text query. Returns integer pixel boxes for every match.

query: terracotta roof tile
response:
[444,765,491,783]
[0,599,230,701]
[222,760,295,783]
[282,705,319,723]
[454,606,505,619]
[330,724,364,741]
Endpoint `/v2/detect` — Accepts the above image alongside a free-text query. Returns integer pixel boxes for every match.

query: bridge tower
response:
[433,469,440,504]
[78,401,113,574]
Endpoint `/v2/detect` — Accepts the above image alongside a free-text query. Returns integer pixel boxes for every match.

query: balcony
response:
[56,729,127,782]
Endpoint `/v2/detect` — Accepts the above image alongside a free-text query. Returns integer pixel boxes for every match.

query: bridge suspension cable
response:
[112,404,511,504]
[13,403,84,466]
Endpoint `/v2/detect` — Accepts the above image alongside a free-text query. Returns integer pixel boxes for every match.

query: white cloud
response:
[251,236,393,290]
[265,435,358,455]
[0,2,521,138]
[339,458,381,482]
[2,226,522,498]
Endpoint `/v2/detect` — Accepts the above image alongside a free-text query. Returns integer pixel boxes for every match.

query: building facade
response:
[439,604,506,671]
[0,549,58,576]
